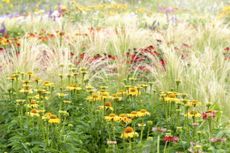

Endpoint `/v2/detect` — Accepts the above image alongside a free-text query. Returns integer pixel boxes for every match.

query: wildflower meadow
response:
[0,0,230,152]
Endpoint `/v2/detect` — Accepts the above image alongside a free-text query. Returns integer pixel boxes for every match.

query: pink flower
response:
[210,137,226,143]
[152,127,167,133]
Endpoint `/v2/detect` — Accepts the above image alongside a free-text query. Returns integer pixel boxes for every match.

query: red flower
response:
[202,110,217,120]
[224,47,229,51]
[163,136,179,143]
[0,47,5,54]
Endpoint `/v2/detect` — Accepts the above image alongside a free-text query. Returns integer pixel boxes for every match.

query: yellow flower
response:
[43,81,54,87]
[137,109,151,117]
[166,92,177,98]
[128,87,139,96]
[185,111,201,118]
[121,127,139,139]
[186,100,201,107]
[100,91,110,100]
[164,97,181,103]
[48,115,61,124]
[112,94,122,101]
[26,100,39,108]
[127,111,139,118]
[87,92,101,102]
[119,114,132,123]
[42,112,53,120]
[27,109,40,117]
[66,84,82,91]
[105,113,120,122]
[2,0,10,4]
[86,85,94,91]
[98,102,113,111]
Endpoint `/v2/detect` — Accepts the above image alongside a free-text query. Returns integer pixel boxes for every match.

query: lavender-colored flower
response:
[0,22,7,36]
[152,127,167,133]
[158,6,175,14]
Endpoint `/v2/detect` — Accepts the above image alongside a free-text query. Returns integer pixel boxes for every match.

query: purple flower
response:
[0,22,7,36]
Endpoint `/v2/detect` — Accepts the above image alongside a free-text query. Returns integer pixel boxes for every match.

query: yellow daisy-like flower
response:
[42,112,53,120]
[104,113,120,122]
[119,114,132,123]
[98,102,114,111]
[66,84,82,91]
[2,0,11,4]
[43,81,54,87]
[48,115,61,124]
[100,91,110,100]
[121,127,139,139]
[27,109,40,117]
[166,92,177,98]
[185,111,201,118]
[137,109,151,117]
[128,87,139,96]
[112,94,122,101]
[26,100,39,108]
[164,97,181,103]
[186,100,201,107]
[87,92,101,102]
[127,111,139,118]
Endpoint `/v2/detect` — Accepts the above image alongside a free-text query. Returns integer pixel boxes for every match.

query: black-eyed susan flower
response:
[137,109,151,117]
[121,127,139,139]
[43,81,54,87]
[100,91,110,100]
[186,100,201,107]
[119,114,132,123]
[127,111,139,118]
[26,100,39,108]
[128,87,139,96]
[164,97,180,103]
[105,113,120,122]
[48,115,61,124]
[98,102,113,111]
[27,109,40,117]
[42,112,53,120]
[112,94,122,101]
[185,111,201,118]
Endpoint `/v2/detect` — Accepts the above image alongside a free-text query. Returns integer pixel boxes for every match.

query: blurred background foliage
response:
[0,0,229,16]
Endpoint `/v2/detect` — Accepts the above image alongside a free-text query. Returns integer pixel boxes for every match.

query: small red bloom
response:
[224,47,229,51]
[163,136,179,143]
[202,110,217,120]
